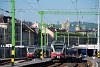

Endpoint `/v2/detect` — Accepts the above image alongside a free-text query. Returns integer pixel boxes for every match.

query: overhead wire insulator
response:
[37,0,39,2]
[37,0,39,4]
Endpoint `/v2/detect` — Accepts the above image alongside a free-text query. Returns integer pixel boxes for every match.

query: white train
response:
[51,41,66,59]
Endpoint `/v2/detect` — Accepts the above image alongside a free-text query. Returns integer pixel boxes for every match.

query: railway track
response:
[0,58,32,66]
[0,57,93,67]
[0,59,10,65]
[46,61,91,67]
[23,57,92,67]
[46,59,90,67]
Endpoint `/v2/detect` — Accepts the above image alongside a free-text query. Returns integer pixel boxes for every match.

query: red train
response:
[27,47,35,58]
[27,47,45,58]
[51,41,66,59]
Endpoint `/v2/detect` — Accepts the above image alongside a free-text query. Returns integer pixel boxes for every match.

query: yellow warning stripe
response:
[12,50,14,55]
[11,58,14,62]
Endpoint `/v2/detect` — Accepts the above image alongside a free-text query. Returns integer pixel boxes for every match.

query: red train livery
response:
[51,41,66,59]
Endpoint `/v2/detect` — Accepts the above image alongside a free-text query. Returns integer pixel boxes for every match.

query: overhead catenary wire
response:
[14,8,97,11]
[0,8,12,16]
[0,0,11,2]
[22,0,38,11]
[70,0,77,11]
[0,8,12,13]
[37,0,41,8]
[43,16,52,23]
[70,0,78,25]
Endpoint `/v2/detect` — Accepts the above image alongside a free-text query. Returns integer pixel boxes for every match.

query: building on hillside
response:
[0,15,35,47]
[62,18,70,31]
[25,20,98,47]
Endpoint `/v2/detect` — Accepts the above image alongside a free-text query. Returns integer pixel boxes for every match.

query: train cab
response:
[27,47,35,58]
[51,41,66,59]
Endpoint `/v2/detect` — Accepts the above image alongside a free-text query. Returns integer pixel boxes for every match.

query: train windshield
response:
[28,48,34,53]
[54,45,63,52]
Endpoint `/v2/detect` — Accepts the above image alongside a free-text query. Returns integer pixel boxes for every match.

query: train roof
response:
[51,41,65,45]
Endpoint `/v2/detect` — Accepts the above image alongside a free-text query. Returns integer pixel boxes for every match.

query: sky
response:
[0,0,99,24]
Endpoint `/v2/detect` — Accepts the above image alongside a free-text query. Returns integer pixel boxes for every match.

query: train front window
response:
[54,45,63,52]
[28,48,34,53]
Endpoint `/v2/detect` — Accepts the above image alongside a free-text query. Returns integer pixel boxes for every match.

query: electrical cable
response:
[0,8,11,13]
[70,0,78,25]
[43,16,52,24]
[70,0,77,11]
[22,0,38,11]
[0,0,11,2]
